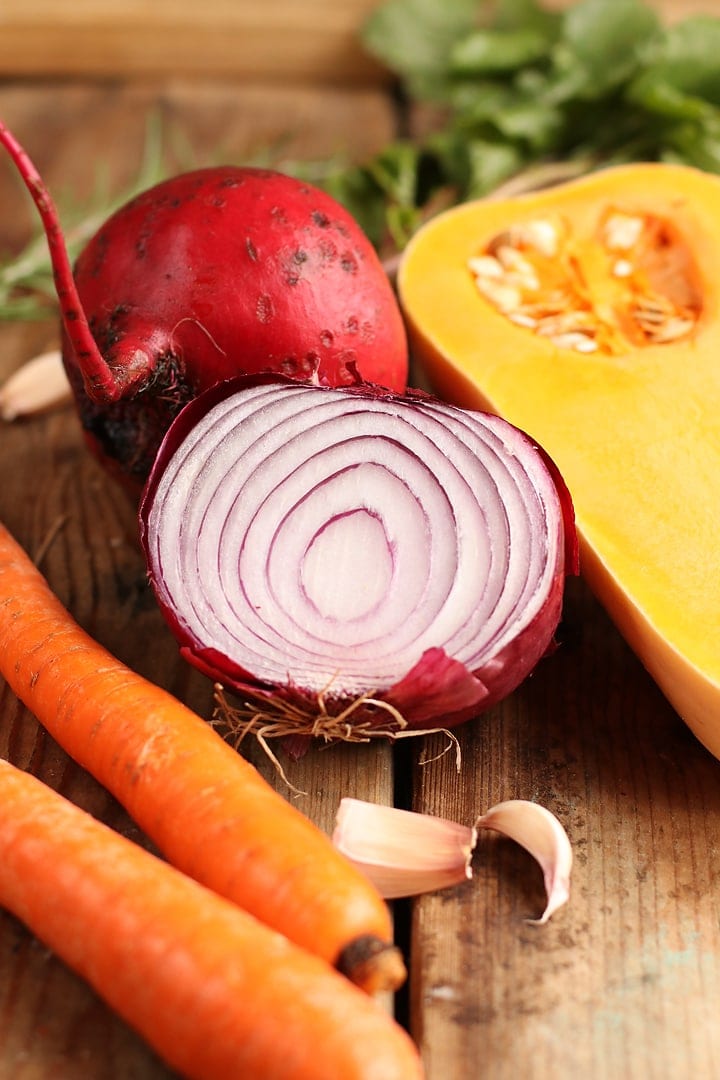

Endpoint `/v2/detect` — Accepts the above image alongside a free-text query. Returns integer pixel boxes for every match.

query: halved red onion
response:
[139,376,576,739]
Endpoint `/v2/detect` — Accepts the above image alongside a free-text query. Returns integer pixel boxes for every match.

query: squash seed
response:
[473,277,523,313]
[468,255,504,279]
[603,212,645,251]
[549,332,598,353]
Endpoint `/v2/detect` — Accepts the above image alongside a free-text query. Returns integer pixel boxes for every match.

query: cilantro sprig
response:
[321,0,720,250]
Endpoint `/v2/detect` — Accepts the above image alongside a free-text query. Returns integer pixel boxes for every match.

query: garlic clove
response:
[476,799,572,923]
[0,349,71,420]
[332,797,476,899]
[332,797,573,921]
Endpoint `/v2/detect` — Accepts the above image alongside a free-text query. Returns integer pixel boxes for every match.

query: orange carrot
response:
[0,758,423,1080]
[0,522,403,992]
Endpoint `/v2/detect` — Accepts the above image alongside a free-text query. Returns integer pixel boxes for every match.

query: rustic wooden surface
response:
[0,0,713,80]
[2,3,720,1079]
[0,0,390,83]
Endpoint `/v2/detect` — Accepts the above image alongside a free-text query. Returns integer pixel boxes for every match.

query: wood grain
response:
[0,0,388,83]
[0,0,714,84]
[0,79,397,1079]
[2,2,720,1076]
[409,576,720,1079]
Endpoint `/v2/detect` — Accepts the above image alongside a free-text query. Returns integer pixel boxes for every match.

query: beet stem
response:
[0,120,121,404]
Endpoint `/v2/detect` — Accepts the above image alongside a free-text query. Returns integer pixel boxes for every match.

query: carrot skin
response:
[0,759,423,1080]
[0,524,401,987]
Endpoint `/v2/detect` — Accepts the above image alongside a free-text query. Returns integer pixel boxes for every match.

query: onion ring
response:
[139,377,576,737]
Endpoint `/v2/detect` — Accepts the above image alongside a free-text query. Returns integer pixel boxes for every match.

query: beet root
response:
[0,122,408,492]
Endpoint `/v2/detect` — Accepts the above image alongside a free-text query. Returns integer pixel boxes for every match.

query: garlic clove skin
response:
[0,349,71,420]
[476,799,572,923]
[332,796,572,920]
[332,797,476,900]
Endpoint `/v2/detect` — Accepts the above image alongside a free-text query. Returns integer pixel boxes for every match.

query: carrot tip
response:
[337,935,407,995]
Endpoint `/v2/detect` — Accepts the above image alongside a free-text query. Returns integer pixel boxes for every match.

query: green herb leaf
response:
[361,0,478,99]
[629,16,720,111]
[354,0,720,253]
[662,113,720,172]
[627,78,715,121]
[558,0,662,99]
[492,0,562,36]
[427,129,524,197]
[449,27,552,76]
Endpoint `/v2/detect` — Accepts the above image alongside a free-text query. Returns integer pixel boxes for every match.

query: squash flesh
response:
[398,163,720,758]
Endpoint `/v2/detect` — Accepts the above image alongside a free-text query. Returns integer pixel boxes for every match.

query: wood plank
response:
[0,0,387,83]
[1,0,716,85]
[0,78,396,250]
[0,78,398,1078]
[2,1,720,1074]
[409,576,720,1079]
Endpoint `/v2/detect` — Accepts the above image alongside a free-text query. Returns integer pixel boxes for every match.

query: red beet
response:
[0,122,408,490]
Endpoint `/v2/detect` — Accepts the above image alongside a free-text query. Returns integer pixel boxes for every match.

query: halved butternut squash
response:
[398,162,720,759]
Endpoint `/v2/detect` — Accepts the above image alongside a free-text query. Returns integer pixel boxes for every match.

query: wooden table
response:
[1,3,720,1078]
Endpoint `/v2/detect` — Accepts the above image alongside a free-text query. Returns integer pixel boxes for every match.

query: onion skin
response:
[385,578,566,728]
[139,375,576,739]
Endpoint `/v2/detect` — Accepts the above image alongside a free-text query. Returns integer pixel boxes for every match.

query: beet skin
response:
[63,166,408,488]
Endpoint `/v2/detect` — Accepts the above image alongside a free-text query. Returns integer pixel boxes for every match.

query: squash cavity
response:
[468,207,703,354]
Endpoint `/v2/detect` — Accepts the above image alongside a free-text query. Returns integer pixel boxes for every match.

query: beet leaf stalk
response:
[0,121,121,401]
